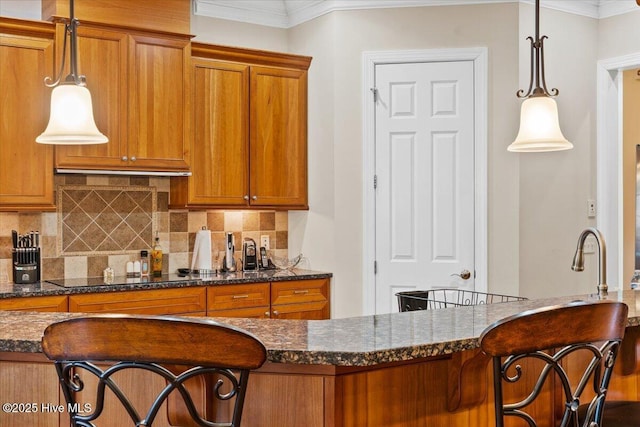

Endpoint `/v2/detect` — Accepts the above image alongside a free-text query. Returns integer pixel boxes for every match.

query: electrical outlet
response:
[260,235,270,250]
[587,199,596,218]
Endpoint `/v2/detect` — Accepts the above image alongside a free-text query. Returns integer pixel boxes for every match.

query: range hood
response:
[55,168,191,177]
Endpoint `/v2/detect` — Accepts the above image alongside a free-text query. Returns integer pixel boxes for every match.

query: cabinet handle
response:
[294,290,309,295]
[264,311,270,317]
[272,310,279,317]
[243,195,249,201]
[232,294,249,299]
[252,195,257,200]
[130,156,136,162]
[121,156,128,161]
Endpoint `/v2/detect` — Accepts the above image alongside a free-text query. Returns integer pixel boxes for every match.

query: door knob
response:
[451,270,471,280]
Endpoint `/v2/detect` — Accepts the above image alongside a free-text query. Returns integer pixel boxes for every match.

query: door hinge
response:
[370,87,378,102]
[374,174,377,189]
[374,260,378,274]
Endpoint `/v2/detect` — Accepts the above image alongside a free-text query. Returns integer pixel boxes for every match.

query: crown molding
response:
[193,0,638,28]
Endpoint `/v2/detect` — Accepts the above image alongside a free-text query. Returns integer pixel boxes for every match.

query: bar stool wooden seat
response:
[41,314,267,427]
[479,300,629,427]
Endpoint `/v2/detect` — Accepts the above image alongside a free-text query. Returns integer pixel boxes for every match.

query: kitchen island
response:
[1,291,640,426]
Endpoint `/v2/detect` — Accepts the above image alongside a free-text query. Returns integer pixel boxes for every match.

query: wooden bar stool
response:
[41,314,267,427]
[479,300,629,427]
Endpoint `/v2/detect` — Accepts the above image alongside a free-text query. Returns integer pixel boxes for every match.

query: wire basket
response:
[396,289,527,312]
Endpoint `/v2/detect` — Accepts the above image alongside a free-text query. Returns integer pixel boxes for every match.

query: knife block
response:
[12,248,40,284]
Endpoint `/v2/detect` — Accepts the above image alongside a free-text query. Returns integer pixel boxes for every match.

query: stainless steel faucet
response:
[571,227,607,297]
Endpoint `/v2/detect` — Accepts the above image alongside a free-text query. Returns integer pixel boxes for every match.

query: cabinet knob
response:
[264,311,270,317]
[244,195,249,201]
[252,195,257,200]
[272,310,279,317]
[130,156,136,162]
[121,156,128,161]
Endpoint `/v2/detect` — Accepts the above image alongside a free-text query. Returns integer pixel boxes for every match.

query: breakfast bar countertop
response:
[0,269,333,299]
[2,290,639,366]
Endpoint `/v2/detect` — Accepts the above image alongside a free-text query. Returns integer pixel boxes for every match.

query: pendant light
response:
[36,0,107,145]
[508,0,572,152]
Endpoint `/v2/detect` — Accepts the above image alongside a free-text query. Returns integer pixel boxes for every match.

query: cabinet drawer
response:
[68,287,206,314]
[207,283,270,311]
[271,279,329,306]
[0,295,68,312]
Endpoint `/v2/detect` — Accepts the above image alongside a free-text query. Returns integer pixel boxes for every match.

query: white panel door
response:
[375,61,475,314]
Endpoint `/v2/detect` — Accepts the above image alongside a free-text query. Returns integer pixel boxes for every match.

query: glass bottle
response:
[140,250,150,277]
[151,235,163,277]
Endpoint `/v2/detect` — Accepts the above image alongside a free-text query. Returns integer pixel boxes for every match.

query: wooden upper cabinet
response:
[54,24,128,169]
[250,66,308,208]
[0,19,55,211]
[172,59,249,207]
[54,23,191,172]
[127,34,191,171]
[170,43,311,210]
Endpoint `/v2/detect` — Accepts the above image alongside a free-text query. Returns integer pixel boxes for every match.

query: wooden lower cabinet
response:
[206,279,330,319]
[0,295,67,312]
[68,287,206,315]
[271,279,329,319]
[207,283,270,318]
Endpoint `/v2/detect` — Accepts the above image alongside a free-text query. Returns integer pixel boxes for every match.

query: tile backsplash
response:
[0,175,288,283]
[59,185,157,255]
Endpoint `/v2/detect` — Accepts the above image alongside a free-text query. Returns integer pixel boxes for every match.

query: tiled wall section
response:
[0,175,288,283]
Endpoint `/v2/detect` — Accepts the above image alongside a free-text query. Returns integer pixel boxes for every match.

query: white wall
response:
[517,3,600,298]
[0,0,41,20]
[289,3,522,317]
[598,9,640,60]
[191,14,289,52]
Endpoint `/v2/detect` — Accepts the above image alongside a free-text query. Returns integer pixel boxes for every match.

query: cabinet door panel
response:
[0,34,54,210]
[188,59,249,206]
[54,25,128,169]
[250,66,307,208]
[128,34,190,170]
[271,279,330,320]
[271,301,329,320]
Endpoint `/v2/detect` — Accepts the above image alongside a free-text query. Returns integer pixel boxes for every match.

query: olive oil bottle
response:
[151,235,163,277]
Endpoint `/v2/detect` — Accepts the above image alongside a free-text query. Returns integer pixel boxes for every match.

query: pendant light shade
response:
[36,0,107,145]
[36,84,107,144]
[508,0,571,153]
[508,97,572,152]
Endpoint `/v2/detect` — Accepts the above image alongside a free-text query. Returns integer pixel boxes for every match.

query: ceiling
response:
[192,0,639,28]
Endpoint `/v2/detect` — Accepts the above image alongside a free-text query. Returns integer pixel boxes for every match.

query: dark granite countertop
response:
[0,269,332,299]
[2,290,639,366]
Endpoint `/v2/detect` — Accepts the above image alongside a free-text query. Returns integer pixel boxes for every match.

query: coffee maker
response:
[242,238,258,271]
